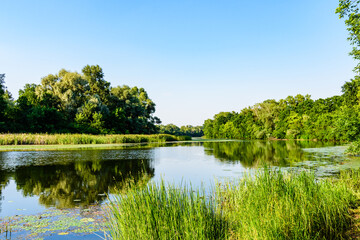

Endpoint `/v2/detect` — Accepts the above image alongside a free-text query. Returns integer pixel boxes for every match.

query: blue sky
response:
[0,0,356,126]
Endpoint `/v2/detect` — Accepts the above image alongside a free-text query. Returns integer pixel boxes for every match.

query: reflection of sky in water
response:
[1,180,42,217]
[152,146,247,189]
[0,141,359,218]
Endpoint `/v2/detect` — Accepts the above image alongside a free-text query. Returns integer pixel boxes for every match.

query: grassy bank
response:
[0,133,190,145]
[107,169,360,240]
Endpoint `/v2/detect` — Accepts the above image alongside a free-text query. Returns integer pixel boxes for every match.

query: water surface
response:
[0,140,358,238]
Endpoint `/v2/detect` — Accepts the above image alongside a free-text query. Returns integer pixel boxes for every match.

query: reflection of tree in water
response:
[13,158,154,208]
[0,152,12,214]
[0,169,10,214]
[204,141,308,167]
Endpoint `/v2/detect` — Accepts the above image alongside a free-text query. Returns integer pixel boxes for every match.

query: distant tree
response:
[0,74,6,112]
[0,74,7,131]
[159,124,181,135]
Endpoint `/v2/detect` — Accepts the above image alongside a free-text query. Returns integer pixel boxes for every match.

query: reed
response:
[107,169,358,240]
[107,180,228,240]
[0,133,190,145]
[217,170,356,240]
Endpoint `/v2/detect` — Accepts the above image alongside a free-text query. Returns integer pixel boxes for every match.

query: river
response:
[0,140,358,239]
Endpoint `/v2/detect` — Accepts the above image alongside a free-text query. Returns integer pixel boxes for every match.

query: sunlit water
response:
[0,140,359,238]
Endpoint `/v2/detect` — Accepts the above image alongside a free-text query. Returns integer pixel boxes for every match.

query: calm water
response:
[0,140,359,238]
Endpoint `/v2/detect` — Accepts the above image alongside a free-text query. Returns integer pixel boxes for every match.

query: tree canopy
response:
[336,0,360,72]
[1,65,161,134]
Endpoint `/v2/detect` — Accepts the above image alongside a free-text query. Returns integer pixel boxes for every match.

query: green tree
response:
[37,69,89,120]
[159,124,181,135]
[82,65,110,104]
[110,85,158,133]
[0,74,8,131]
[337,0,360,72]
[75,95,109,133]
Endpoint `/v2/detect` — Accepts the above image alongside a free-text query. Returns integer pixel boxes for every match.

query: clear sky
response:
[0,0,356,126]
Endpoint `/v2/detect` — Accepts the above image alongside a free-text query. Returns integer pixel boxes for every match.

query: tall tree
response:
[336,0,360,72]
[82,65,110,104]
[0,74,8,131]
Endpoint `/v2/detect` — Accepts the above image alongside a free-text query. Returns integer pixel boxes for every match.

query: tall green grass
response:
[217,170,356,240]
[0,133,190,145]
[107,169,359,240]
[107,180,228,240]
[345,140,360,155]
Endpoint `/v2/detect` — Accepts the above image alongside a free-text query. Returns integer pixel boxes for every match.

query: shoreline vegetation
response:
[0,133,190,146]
[107,169,360,240]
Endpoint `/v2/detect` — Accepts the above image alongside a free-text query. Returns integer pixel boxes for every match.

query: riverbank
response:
[0,136,239,151]
[107,169,360,240]
[0,133,190,145]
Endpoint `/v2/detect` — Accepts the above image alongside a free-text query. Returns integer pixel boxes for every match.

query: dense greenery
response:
[159,124,203,137]
[108,169,358,239]
[336,0,360,73]
[203,94,357,140]
[0,66,161,134]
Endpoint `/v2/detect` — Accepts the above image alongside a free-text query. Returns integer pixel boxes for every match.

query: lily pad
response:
[80,218,95,223]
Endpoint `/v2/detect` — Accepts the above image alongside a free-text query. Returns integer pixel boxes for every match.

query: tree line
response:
[203,1,360,141]
[0,66,204,136]
[159,124,203,137]
[203,93,356,141]
[0,65,161,134]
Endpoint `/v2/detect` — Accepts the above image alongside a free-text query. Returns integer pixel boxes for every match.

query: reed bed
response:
[107,169,359,240]
[217,170,356,240]
[0,133,190,145]
[107,180,228,240]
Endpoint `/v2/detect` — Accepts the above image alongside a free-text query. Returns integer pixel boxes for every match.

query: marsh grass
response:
[108,169,359,240]
[0,133,190,145]
[107,180,228,240]
[345,141,360,156]
[217,170,356,240]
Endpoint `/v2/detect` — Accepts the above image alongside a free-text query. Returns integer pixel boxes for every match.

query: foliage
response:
[202,93,359,141]
[159,124,204,137]
[0,66,161,134]
[336,0,360,73]
[0,74,9,131]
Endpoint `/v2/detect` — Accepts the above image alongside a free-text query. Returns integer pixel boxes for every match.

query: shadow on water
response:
[203,140,341,168]
[0,173,9,216]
